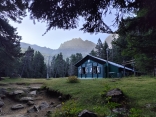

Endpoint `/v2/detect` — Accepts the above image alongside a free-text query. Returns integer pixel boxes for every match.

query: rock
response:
[0,100,4,107]
[106,88,124,103]
[7,90,24,97]
[0,94,6,99]
[0,88,7,96]
[13,90,24,95]
[7,91,14,96]
[20,97,34,102]
[27,101,34,106]
[0,88,6,91]
[30,87,40,91]
[55,104,62,108]
[11,104,24,110]
[0,107,2,113]
[1,114,30,117]
[34,97,43,100]
[145,104,151,108]
[27,105,39,113]
[39,101,49,110]
[112,108,127,114]
[49,102,55,107]
[18,115,30,117]
[0,88,8,96]
[78,110,97,117]
[58,96,62,100]
[19,87,29,92]
[29,91,37,96]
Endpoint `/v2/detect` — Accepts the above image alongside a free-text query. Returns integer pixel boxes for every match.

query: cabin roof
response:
[75,55,133,71]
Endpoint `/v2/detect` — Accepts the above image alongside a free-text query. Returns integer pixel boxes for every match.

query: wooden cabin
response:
[75,55,134,78]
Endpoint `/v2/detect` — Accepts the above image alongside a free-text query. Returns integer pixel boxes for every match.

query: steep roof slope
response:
[75,55,133,71]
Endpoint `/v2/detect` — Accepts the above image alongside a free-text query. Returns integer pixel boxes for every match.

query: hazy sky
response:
[9,13,116,49]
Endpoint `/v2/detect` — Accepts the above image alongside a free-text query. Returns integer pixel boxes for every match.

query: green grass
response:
[1,77,156,116]
[0,77,46,84]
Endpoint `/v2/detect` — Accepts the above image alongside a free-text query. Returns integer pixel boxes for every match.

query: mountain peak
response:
[58,38,95,50]
[20,38,96,59]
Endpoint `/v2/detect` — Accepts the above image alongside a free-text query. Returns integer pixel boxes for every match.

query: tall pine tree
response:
[20,46,34,78]
[0,0,27,78]
[69,53,83,76]
[32,51,46,78]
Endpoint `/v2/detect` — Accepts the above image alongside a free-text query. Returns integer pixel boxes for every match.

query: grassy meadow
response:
[1,76,156,116]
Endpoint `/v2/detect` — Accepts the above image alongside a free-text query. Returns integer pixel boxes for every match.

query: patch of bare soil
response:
[0,83,62,117]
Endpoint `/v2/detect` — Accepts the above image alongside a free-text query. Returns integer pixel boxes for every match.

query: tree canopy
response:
[28,0,146,34]
[113,0,156,74]
[0,0,28,77]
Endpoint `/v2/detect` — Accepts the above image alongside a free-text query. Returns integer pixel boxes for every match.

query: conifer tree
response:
[32,51,46,78]
[89,49,97,57]
[102,41,109,60]
[20,46,34,78]
[69,53,83,76]
[95,38,103,58]
[0,0,27,77]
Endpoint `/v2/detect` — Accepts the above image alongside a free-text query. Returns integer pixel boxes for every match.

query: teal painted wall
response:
[108,64,118,78]
[78,59,104,78]
[77,59,127,78]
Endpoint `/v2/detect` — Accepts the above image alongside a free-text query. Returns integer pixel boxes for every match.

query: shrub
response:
[67,76,80,83]
[53,100,82,117]
[129,108,142,117]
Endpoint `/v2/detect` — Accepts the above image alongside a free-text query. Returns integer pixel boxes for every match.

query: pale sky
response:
[9,13,116,49]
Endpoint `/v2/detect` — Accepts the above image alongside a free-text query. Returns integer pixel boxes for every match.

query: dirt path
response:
[0,83,62,117]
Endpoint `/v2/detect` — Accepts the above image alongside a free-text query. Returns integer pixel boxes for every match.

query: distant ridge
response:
[20,38,96,58]
[20,42,54,53]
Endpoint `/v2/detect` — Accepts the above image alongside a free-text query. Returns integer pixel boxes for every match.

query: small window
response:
[93,66,97,74]
[90,67,92,73]
[82,67,85,74]
[85,67,88,73]
[92,66,101,74]
[79,68,82,74]
[97,66,101,73]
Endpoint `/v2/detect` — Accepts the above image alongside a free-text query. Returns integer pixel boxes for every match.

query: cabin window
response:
[93,66,97,74]
[79,68,82,74]
[97,66,101,73]
[90,67,92,73]
[93,66,101,74]
[85,67,88,73]
[81,67,86,74]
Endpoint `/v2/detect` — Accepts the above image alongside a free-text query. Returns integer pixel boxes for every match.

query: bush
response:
[53,100,82,117]
[67,76,80,83]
